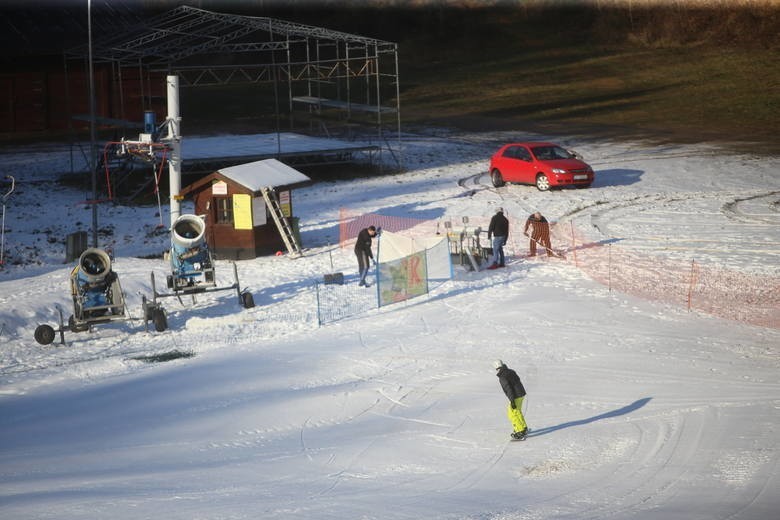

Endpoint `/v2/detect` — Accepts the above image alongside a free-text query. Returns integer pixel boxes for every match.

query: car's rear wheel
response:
[535,173,550,191]
[490,169,505,188]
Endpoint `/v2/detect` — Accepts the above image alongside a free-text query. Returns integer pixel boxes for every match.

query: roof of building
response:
[216,158,311,192]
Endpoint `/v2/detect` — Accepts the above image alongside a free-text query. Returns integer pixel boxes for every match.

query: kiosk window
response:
[215,197,233,224]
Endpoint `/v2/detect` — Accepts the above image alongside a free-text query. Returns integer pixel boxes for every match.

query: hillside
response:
[184,1,780,151]
[0,1,777,150]
[388,2,780,150]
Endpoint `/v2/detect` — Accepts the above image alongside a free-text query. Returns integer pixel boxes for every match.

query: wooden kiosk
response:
[179,159,310,260]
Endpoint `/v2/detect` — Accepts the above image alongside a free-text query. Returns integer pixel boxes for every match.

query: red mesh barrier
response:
[340,209,779,329]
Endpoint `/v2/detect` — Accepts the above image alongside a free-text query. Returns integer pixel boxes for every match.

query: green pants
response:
[506,396,527,432]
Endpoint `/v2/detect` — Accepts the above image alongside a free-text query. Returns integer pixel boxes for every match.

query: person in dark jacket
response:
[486,207,509,269]
[354,225,377,286]
[494,359,528,440]
[523,211,552,257]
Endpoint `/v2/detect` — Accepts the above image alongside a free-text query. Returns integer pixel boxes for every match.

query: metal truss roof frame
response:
[65,5,402,168]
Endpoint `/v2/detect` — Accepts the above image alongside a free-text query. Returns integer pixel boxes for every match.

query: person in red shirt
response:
[524,211,553,256]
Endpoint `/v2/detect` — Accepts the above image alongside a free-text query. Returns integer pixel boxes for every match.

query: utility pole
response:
[166,75,182,227]
[87,0,98,247]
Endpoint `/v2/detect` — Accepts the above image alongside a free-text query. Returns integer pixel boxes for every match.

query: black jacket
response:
[488,212,509,239]
[354,228,374,258]
[497,365,526,402]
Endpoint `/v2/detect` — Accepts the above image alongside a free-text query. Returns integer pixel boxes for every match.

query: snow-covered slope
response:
[1,130,778,519]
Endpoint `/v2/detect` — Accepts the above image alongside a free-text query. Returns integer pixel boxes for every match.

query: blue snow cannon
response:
[77,262,110,311]
[72,248,121,318]
[32,247,127,344]
[146,213,253,313]
[33,248,136,345]
[168,214,215,290]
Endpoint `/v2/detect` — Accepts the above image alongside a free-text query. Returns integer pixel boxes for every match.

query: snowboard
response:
[510,429,530,441]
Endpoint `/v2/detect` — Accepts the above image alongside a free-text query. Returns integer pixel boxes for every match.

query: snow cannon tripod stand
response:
[34,248,139,345]
[143,215,254,328]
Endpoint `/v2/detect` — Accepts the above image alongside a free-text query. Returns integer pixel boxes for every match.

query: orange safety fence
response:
[339,208,440,246]
[551,222,780,329]
[340,208,780,329]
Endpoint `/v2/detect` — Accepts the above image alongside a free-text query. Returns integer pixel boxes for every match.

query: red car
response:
[488,142,594,191]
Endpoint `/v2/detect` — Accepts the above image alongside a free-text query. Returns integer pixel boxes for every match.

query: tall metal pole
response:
[394,44,402,169]
[166,75,182,226]
[87,0,98,247]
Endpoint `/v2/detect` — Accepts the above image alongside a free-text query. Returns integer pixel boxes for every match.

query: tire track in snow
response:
[576,409,707,519]
[721,190,780,225]
[556,189,780,269]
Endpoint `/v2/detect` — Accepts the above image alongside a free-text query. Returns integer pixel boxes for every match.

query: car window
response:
[515,147,532,161]
[532,146,571,160]
[504,146,530,161]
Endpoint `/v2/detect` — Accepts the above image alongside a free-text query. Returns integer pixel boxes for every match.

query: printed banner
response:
[378,251,428,307]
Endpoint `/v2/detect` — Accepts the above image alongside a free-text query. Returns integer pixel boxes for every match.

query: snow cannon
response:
[168,214,214,290]
[147,214,254,312]
[73,248,116,314]
[33,248,133,345]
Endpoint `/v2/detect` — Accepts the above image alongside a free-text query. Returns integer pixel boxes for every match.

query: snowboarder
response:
[494,359,528,440]
[486,207,509,269]
[354,225,377,286]
[523,211,553,257]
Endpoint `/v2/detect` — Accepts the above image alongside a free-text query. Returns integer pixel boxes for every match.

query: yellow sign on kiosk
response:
[232,193,253,230]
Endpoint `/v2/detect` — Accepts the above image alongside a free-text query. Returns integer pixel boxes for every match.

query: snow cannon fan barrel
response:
[172,214,206,250]
[77,248,112,285]
[170,214,210,277]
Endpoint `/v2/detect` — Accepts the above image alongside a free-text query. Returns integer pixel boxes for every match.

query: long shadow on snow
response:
[161,290,250,329]
[527,397,652,438]
[591,168,644,188]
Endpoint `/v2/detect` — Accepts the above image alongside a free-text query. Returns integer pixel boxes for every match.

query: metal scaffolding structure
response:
[65,5,402,166]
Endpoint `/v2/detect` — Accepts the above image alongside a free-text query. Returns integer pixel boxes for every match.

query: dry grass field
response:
[391,2,780,151]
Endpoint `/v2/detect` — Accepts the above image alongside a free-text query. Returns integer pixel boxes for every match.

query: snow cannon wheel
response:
[34,324,56,345]
[152,308,168,332]
[241,291,255,309]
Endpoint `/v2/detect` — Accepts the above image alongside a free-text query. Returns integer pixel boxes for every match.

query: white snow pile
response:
[1,128,779,519]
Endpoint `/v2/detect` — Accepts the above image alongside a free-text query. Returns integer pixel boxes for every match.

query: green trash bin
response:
[66,231,88,263]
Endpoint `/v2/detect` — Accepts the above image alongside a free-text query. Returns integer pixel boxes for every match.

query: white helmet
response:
[493,359,505,370]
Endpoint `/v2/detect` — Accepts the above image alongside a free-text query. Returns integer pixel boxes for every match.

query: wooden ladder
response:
[260,187,302,257]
